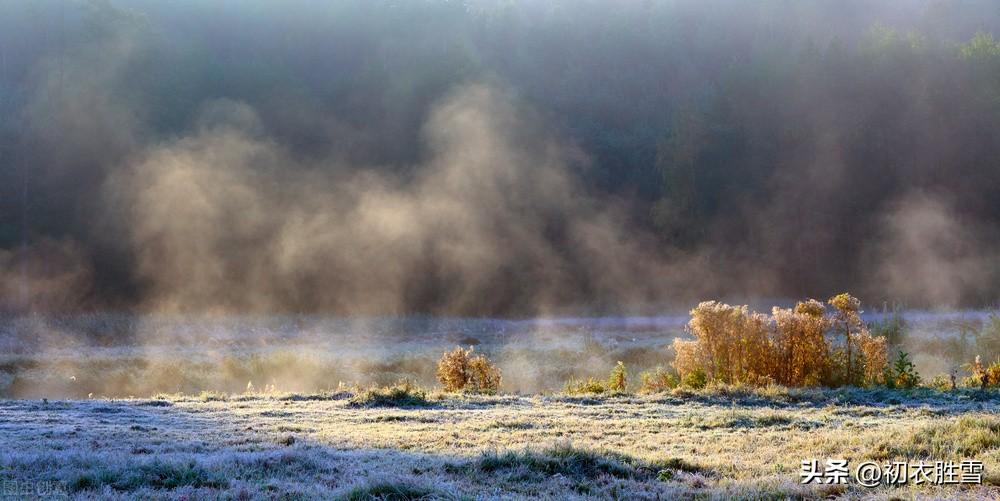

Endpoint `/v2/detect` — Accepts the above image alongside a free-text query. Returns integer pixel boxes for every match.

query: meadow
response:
[2,387,999,499]
[2,309,1000,499]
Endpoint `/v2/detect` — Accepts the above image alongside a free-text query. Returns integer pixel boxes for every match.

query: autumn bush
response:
[673,293,889,388]
[436,347,502,394]
[607,361,627,392]
[771,300,830,386]
[987,360,1000,388]
[828,293,887,386]
[965,356,1000,389]
[638,366,678,393]
[466,354,503,394]
[676,301,774,385]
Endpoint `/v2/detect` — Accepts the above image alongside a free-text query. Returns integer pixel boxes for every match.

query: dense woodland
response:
[2,0,1000,314]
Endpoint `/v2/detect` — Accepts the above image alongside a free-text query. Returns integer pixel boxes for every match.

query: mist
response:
[2,0,1000,316]
[105,87,687,316]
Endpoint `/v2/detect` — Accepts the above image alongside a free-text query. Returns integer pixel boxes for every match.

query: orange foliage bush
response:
[673,294,888,388]
[771,300,831,386]
[856,331,888,386]
[672,338,703,384]
[828,293,887,386]
[436,346,502,394]
[679,301,773,385]
[437,346,470,392]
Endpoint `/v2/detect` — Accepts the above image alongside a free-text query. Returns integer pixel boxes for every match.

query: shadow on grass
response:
[0,396,718,499]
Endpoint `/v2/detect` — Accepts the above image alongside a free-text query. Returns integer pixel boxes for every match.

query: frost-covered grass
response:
[2,388,999,499]
[3,313,1000,498]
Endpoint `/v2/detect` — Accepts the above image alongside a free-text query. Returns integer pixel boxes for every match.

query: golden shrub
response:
[856,330,888,386]
[794,299,826,317]
[740,311,776,385]
[684,301,775,385]
[436,346,502,394]
[828,293,860,314]
[437,346,470,392]
[966,356,1000,388]
[826,292,888,386]
[672,338,703,381]
[772,303,830,386]
[674,294,888,388]
[466,354,502,394]
[987,361,1000,387]
[607,361,627,392]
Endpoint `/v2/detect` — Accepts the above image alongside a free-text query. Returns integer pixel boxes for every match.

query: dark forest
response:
[3,0,1000,315]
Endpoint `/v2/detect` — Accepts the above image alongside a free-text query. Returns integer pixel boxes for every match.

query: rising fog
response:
[2,0,1000,316]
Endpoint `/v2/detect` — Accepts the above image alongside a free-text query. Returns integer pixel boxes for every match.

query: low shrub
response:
[771,301,830,386]
[828,293,888,387]
[673,293,889,388]
[466,354,502,395]
[607,361,627,392]
[638,366,678,393]
[964,356,1000,389]
[436,347,502,394]
[681,368,707,389]
[927,374,954,391]
[884,351,920,389]
[984,357,998,386]
[437,347,469,392]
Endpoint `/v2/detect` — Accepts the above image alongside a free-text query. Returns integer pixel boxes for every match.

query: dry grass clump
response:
[476,442,668,482]
[673,293,889,388]
[564,362,630,394]
[436,347,502,394]
[638,366,678,393]
[348,379,431,408]
[69,461,228,493]
[341,481,449,501]
[563,377,609,395]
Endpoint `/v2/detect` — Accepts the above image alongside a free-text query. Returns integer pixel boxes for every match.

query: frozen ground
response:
[1,388,999,499]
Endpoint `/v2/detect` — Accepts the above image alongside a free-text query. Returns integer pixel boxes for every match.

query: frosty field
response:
[2,389,1000,499]
[2,313,1000,499]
